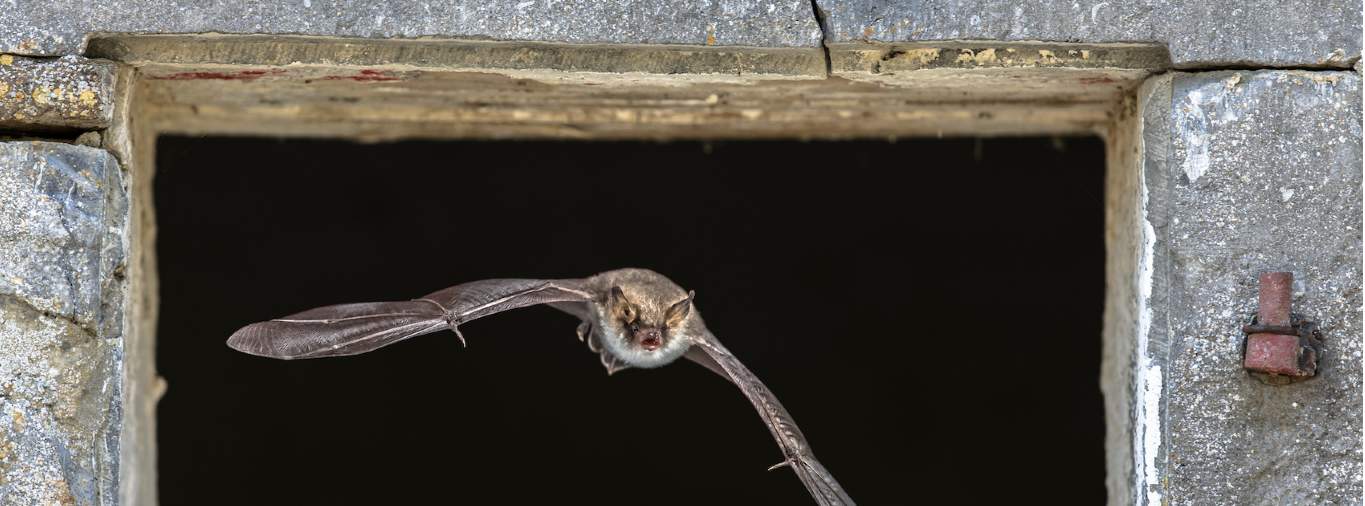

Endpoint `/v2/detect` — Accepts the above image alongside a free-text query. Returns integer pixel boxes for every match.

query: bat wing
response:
[227,278,594,360]
[686,332,854,506]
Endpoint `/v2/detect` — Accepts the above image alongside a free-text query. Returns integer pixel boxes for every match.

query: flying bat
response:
[226,268,854,505]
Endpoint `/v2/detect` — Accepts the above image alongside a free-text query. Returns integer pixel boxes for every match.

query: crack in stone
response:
[1173,62,1362,72]
[808,0,831,77]
[1,292,98,340]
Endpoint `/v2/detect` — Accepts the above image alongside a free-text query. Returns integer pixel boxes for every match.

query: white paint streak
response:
[1134,105,1163,506]
[1090,2,1110,22]
[1179,87,1210,183]
[1141,364,1163,505]
[1176,79,1243,184]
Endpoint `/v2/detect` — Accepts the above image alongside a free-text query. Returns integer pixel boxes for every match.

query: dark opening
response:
[155,136,1106,504]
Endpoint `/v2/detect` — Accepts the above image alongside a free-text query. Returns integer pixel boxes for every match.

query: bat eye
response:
[628,322,640,333]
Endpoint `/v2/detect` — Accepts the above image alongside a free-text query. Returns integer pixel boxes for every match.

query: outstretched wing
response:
[227,278,594,360]
[686,332,854,506]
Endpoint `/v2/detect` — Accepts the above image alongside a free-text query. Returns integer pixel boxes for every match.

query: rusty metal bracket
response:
[1242,272,1323,385]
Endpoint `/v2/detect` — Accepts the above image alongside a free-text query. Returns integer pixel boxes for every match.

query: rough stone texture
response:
[0,54,115,132]
[1,0,1359,68]
[86,34,827,76]
[831,42,1171,73]
[0,142,127,505]
[828,41,1164,106]
[0,0,822,56]
[0,3,1357,503]
[1142,71,1362,504]
[821,0,1362,68]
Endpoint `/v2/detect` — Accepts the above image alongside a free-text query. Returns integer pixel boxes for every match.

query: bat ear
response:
[609,286,637,322]
[665,290,695,327]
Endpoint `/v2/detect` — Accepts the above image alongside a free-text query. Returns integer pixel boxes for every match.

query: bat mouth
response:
[639,336,662,350]
[633,327,664,351]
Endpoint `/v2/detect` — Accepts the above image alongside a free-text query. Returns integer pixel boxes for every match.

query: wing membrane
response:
[228,301,447,359]
[419,278,595,324]
[687,333,855,506]
[227,279,592,360]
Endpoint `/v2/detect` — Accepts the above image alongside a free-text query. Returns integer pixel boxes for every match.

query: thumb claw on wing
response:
[452,325,467,347]
[600,352,614,373]
[601,353,628,376]
[767,460,793,472]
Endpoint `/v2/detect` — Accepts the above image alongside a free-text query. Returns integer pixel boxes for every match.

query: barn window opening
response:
[154,136,1106,504]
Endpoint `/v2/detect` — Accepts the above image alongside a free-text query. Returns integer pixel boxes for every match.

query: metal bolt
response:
[1242,272,1321,384]
[1257,272,1293,327]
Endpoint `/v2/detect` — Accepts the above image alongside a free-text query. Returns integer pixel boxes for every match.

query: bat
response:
[227,268,854,505]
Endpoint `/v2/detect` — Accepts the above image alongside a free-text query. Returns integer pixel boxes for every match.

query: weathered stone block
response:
[821,0,1361,68]
[0,141,127,505]
[0,0,822,56]
[0,55,115,131]
[1142,71,1362,503]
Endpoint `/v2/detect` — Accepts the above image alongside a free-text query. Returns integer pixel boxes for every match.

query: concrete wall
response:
[1141,70,1361,504]
[0,1,1359,504]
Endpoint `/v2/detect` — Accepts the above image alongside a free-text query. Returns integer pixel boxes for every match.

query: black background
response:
[155,136,1106,504]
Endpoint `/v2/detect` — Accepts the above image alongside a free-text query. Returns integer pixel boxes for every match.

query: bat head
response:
[609,286,692,351]
[595,276,697,368]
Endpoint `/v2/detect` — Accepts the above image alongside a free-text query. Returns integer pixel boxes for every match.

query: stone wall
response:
[1,0,1359,68]
[1,53,124,504]
[0,1,1359,505]
[0,142,126,504]
[821,0,1360,67]
[1144,70,1362,504]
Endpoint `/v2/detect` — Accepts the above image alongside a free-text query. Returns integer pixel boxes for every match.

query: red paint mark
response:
[1078,76,1117,85]
[320,69,402,82]
[152,69,286,81]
